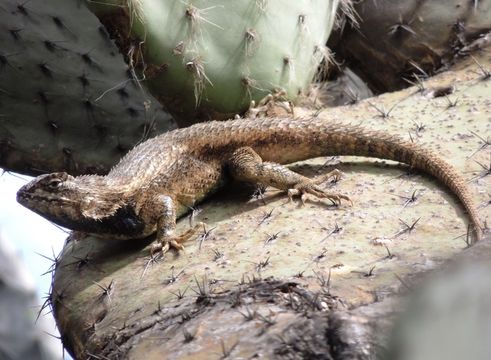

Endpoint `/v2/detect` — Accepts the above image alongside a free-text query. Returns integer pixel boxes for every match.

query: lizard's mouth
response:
[16,187,76,229]
[16,179,45,208]
[16,187,61,209]
[16,187,31,206]
[16,190,43,211]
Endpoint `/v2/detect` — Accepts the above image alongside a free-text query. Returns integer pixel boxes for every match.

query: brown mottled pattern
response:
[17,116,483,242]
[111,116,481,238]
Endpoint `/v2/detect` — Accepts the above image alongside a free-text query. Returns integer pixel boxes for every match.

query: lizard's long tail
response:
[232,118,484,241]
[292,121,484,241]
[344,127,482,241]
[183,117,483,240]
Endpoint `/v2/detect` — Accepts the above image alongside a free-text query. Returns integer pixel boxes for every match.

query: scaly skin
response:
[17,116,483,253]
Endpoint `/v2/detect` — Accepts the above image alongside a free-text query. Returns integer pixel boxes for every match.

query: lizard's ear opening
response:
[81,196,122,219]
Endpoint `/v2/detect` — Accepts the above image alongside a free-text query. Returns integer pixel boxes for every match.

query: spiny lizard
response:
[17,117,483,253]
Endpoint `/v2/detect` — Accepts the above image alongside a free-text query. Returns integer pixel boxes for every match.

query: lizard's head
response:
[17,172,142,237]
[17,172,81,224]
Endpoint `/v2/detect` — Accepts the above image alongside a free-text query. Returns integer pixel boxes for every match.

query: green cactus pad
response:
[0,0,176,176]
[88,0,339,124]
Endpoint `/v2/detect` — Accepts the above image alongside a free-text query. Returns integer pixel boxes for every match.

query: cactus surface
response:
[0,0,175,176]
[330,0,491,92]
[49,51,490,359]
[88,0,339,124]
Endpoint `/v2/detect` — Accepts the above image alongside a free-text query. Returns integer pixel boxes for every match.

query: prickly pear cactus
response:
[0,0,176,176]
[49,50,490,359]
[88,0,339,124]
[330,0,491,92]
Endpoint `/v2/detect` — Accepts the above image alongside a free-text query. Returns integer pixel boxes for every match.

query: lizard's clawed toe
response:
[151,239,184,256]
[150,242,164,256]
[312,169,344,185]
[288,182,351,207]
[151,222,205,256]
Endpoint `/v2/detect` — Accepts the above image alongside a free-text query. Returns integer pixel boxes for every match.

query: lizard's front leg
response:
[228,147,351,205]
[142,195,202,255]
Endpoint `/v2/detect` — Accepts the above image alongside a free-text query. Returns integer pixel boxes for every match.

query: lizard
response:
[16,116,484,254]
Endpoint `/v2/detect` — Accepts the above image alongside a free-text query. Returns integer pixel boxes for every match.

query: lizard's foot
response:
[228,147,351,207]
[151,222,205,255]
[288,182,352,206]
[312,169,344,185]
[286,169,351,206]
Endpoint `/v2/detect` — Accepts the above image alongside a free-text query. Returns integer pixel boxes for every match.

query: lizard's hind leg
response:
[228,147,351,206]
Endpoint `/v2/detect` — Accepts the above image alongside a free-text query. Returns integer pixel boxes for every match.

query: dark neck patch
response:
[45,205,146,238]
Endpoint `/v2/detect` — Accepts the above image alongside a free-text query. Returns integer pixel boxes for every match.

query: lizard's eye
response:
[47,178,63,190]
